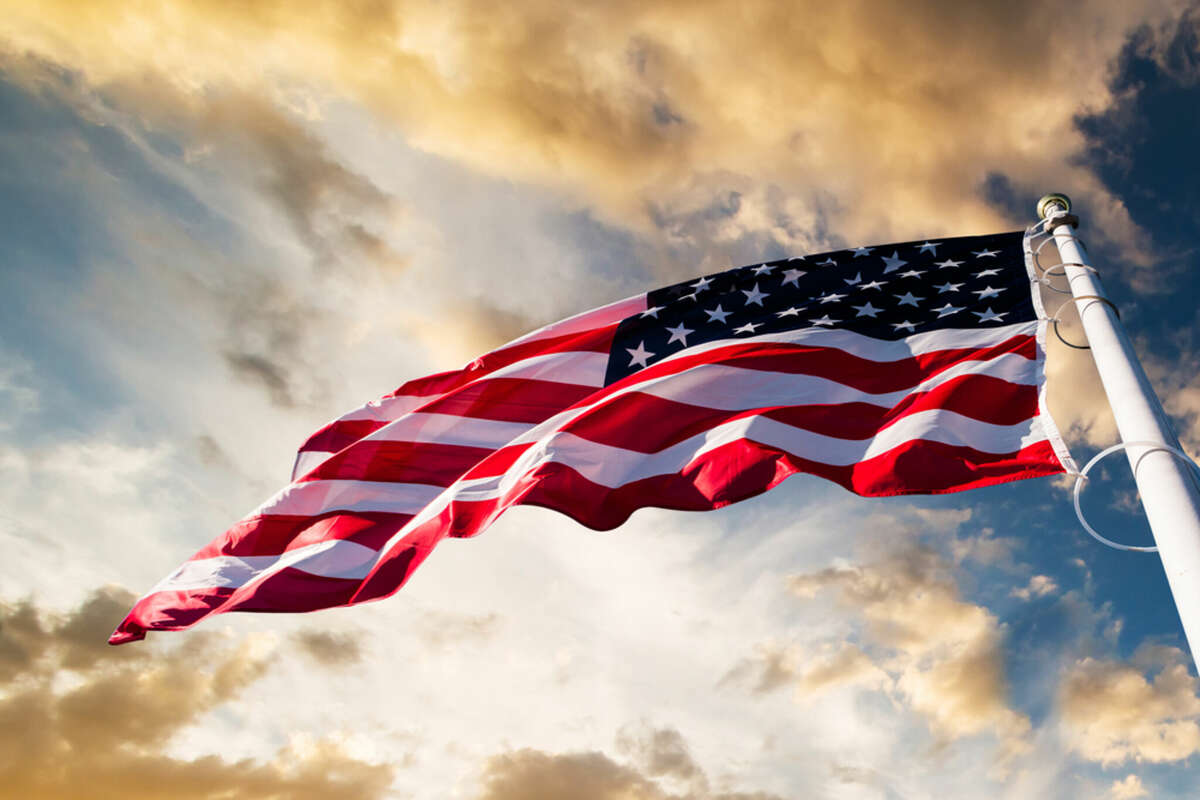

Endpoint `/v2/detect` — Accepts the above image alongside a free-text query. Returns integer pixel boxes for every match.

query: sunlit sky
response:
[3,2,1200,798]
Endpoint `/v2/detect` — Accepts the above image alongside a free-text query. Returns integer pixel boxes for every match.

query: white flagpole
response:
[1039,193,1200,664]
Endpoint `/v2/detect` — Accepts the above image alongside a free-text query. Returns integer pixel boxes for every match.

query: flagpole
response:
[1039,193,1200,665]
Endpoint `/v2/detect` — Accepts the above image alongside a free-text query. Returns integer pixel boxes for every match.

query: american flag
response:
[111,230,1071,643]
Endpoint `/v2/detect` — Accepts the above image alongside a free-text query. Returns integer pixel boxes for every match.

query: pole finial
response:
[1037,193,1072,220]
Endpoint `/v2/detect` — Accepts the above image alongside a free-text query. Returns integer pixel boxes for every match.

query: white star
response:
[892,320,917,332]
[626,341,654,368]
[972,248,1000,258]
[975,268,1002,278]
[641,305,665,318]
[678,291,699,302]
[936,258,963,269]
[852,246,874,257]
[973,307,1007,323]
[704,304,731,323]
[881,251,907,273]
[733,321,762,334]
[918,241,941,254]
[665,322,694,346]
[934,303,964,317]
[819,292,847,304]
[776,306,803,318]
[859,280,886,291]
[742,284,768,306]
[788,255,806,261]
[844,272,863,285]
[818,257,838,267]
[752,263,775,275]
[691,276,714,291]
[934,281,963,293]
[853,302,881,318]
[898,269,926,279]
[781,268,806,286]
[973,285,1003,299]
[810,314,838,326]
[895,291,922,307]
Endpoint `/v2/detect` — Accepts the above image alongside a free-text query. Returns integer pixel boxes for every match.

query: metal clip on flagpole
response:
[1038,193,1200,665]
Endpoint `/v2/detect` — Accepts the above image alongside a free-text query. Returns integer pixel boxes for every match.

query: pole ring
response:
[1030,235,1080,281]
[1073,441,1200,553]
[1047,313,1090,349]
[1045,296,1118,349]
[1042,262,1099,280]
[1070,294,1120,318]
[1037,274,1074,295]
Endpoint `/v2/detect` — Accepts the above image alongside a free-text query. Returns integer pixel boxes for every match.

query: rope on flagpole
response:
[1073,441,1200,553]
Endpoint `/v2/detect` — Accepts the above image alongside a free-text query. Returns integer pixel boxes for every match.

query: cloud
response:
[414,608,503,650]
[291,629,365,668]
[473,740,785,800]
[3,0,1194,278]
[782,547,1031,756]
[0,347,38,430]
[0,587,395,798]
[1059,645,1200,765]
[1110,774,1150,799]
[721,640,889,700]
[1010,574,1059,601]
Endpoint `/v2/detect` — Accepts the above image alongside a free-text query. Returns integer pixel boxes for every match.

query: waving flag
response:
[111,230,1072,643]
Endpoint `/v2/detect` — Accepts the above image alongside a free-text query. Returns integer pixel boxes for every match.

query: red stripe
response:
[194,510,413,560]
[296,335,1036,465]
[113,431,1061,643]
[601,334,1036,396]
[299,419,389,459]
[561,372,1040,454]
[298,372,1039,489]
[414,377,597,423]
[298,440,494,486]
[387,325,617,400]
[109,586,235,643]
[298,375,600,462]
[350,436,1062,603]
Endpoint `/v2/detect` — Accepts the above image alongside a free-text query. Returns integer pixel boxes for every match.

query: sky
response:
[2,2,1200,798]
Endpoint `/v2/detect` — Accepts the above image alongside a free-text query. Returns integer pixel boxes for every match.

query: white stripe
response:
[155,412,1049,596]
[454,410,1048,501]
[335,351,608,424]
[504,292,645,347]
[293,351,608,479]
[282,350,1038,518]
[654,320,1038,367]
[152,539,378,593]
[253,479,443,518]
[293,450,331,480]
[286,321,1044,586]
[476,350,608,386]
[339,394,427,423]
[295,414,535,480]
[634,351,1038,412]
[366,412,534,448]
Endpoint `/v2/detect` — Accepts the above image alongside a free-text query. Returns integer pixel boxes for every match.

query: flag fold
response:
[111,231,1071,643]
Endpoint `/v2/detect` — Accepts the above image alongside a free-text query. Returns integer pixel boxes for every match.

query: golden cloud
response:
[0,588,394,798]
[1059,646,1200,765]
[784,547,1031,757]
[2,0,1193,277]
[473,738,785,800]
